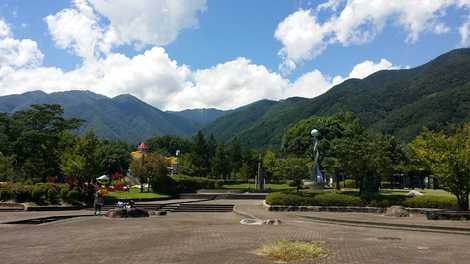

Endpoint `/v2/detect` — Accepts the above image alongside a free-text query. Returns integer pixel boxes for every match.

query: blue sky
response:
[0,0,469,110]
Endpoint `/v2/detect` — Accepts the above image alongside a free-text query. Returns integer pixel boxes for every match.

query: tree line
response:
[0,104,132,185]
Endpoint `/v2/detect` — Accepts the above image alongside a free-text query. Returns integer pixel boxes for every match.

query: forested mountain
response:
[3,49,470,146]
[0,91,198,143]
[203,48,470,148]
[167,108,229,129]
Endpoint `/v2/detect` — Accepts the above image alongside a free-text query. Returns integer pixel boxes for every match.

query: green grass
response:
[257,240,328,262]
[223,182,294,191]
[105,188,169,200]
[329,188,455,198]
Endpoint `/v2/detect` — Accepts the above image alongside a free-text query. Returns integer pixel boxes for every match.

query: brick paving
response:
[1,201,470,264]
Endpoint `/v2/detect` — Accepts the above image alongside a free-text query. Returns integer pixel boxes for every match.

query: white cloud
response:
[44,0,207,61]
[0,1,405,112]
[288,69,332,98]
[274,9,329,74]
[460,16,470,46]
[88,0,207,47]
[348,58,395,79]
[332,58,400,85]
[45,0,109,61]
[275,0,469,73]
[0,18,43,69]
[0,19,11,38]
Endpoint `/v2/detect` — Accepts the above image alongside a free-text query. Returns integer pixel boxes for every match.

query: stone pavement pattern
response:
[1,205,470,264]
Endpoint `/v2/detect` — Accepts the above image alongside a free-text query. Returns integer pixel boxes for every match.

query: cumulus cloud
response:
[0,18,43,69]
[44,0,207,60]
[0,2,402,111]
[88,0,207,47]
[460,16,470,46]
[274,9,329,74]
[332,58,400,85]
[276,0,470,74]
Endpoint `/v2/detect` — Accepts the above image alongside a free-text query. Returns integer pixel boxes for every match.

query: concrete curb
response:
[262,200,385,213]
[232,205,260,220]
[297,215,470,235]
[262,200,446,214]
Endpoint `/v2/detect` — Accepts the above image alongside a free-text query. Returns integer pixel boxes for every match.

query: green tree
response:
[188,131,210,176]
[228,138,243,177]
[145,135,192,156]
[210,142,230,179]
[409,126,470,210]
[7,104,82,182]
[60,150,86,185]
[263,149,277,182]
[60,131,102,185]
[98,141,132,175]
[131,153,169,192]
[207,134,218,161]
[276,157,309,192]
[0,153,16,181]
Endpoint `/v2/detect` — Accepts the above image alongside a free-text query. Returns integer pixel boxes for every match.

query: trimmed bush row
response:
[151,175,224,195]
[266,192,458,209]
[0,183,92,205]
[265,192,362,207]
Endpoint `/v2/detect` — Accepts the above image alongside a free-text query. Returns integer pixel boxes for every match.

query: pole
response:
[140,151,145,193]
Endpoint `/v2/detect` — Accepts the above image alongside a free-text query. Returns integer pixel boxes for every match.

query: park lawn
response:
[378,188,454,197]
[105,188,169,200]
[223,182,294,191]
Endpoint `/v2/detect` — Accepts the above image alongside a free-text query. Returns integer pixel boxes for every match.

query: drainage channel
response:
[3,215,92,225]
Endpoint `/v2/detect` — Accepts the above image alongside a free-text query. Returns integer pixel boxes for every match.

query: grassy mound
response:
[257,240,327,262]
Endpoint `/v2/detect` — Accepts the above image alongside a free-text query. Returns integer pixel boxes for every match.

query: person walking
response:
[94,190,104,216]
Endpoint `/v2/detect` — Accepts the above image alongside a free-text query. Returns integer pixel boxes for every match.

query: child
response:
[94,190,104,216]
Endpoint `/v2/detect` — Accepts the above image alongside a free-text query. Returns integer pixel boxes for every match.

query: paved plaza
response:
[1,200,470,264]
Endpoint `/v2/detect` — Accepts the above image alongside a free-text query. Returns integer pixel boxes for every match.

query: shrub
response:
[66,189,81,205]
[367,194,406,208]
[0,183,14,201]
[404,195,458,209]
[60,186,71,203]
[47,187,60,204]
[339,179,356,188]
[313,193,363,206]
[151,176,177,195]
[265,192,311,206]
[172,175,223,193]
[31,185,48,204]
[266,192,362,206]
[13,185,31,203]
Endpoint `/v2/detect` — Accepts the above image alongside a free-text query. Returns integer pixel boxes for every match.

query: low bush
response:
[0,183,14,201]
[404,195,458,209]
[266,192,313,206]
[31,184,48,204]
[151,176,177,195]
[313,193,363,206]
[60,186,71,203]
[13,185,32,203]
[67,189,82,205]
[267,192,362,206]
[172,175,223,193]
[47,187,60,204]
[339,179,356,188]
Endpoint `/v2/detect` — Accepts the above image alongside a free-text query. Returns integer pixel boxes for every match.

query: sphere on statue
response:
[310,129,320,137]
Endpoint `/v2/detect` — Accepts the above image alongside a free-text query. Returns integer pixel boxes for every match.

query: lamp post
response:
[311,129,324,189]
[138,142,147,193]
[175,149,180,174]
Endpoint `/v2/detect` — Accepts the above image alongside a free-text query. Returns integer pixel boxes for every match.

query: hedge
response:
[0,183,90,205]
[266,191,459,209]
[404,195,458,209]
[265,192,312,206]
[313,193,362,206]
[172,175,223,193]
